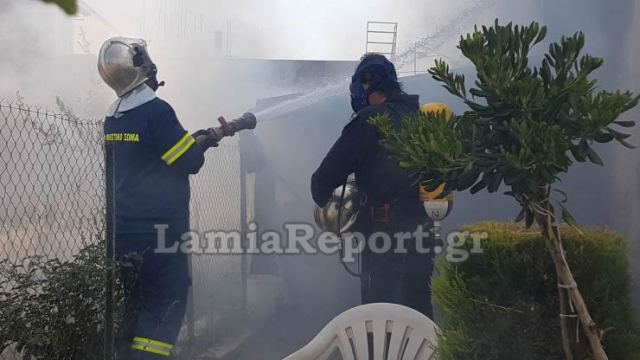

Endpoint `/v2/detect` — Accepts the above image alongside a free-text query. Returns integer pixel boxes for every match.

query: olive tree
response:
[370,20,638,359]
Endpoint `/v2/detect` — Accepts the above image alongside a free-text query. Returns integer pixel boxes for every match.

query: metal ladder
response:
[365,21,398,61]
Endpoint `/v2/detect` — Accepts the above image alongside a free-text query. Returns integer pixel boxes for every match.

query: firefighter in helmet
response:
[311,53,435,317]
[99,37,218,359]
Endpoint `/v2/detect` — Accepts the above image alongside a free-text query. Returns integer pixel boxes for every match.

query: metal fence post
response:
[239,132,248,321]
[104,141,115,360]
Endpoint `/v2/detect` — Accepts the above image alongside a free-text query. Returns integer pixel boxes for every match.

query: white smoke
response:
[1,1,639,358]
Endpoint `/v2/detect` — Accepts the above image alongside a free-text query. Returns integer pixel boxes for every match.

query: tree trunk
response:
[549,242,575,360]
[558,288,575,360]
[535,202,608,360]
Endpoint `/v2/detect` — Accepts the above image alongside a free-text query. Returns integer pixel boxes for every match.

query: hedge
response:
[432,222,640,360]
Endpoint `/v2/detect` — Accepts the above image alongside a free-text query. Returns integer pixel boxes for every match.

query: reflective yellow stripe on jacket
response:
[161,133,196,165]
[131,336,173,357]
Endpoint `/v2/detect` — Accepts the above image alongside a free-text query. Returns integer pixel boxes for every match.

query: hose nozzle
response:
[218,112,257,137]
[198,112,257,144]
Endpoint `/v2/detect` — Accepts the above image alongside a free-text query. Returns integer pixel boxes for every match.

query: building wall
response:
[534,0,640,302]
[611,0,640,302]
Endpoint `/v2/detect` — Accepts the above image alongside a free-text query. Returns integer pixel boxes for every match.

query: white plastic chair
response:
[283,303,439,360]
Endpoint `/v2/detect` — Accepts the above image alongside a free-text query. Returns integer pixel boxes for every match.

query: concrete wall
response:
[539,0,640,302]
[611,0,640,302]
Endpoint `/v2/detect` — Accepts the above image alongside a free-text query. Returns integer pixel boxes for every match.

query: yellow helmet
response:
[420,102,454,120]
[418,102,454,202]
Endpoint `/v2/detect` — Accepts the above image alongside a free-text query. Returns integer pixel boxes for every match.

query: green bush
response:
[0,242,132,359]
[433,222,640,360]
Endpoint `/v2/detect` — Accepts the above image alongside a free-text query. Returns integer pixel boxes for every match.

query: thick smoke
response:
[0,0,110,116]
[1,1,638,359]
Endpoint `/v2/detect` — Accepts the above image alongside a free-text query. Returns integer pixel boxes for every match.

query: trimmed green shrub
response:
[433,222,640,360]
[0,242,133,359]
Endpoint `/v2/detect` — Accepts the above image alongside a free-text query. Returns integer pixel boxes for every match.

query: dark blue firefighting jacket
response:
[105,98,204,236]
[311,93,422,210]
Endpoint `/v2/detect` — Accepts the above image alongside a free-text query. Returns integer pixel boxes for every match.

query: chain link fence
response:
[184,138,247,356]
[0,99,247,359]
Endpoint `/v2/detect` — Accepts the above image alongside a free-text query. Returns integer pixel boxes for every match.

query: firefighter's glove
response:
[192,129,219,150]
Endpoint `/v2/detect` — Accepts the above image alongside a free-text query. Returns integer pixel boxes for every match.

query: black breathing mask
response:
[144,65,165,92]
[349,57,398,113]
[133,45,165,91]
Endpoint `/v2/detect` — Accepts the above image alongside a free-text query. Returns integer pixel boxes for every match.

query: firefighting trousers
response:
[114,233,190,359]
[356,210,435,319]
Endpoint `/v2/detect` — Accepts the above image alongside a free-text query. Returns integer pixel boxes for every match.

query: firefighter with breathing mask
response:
[311,53,436,317]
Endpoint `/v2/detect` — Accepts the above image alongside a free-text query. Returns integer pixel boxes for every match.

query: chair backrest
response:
[283,303,438,360]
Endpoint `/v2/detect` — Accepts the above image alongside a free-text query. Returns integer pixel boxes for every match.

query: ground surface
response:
[235,253,360,359]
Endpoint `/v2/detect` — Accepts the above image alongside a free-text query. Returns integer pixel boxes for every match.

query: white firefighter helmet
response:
[314,180,360,234]
[98,37,157,97]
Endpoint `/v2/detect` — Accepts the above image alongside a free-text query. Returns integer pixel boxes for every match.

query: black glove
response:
[192,129,219,150]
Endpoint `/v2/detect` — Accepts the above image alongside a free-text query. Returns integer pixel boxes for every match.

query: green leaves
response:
[371,109,469,194]
[371,19,638,226]
[430,59,467,98]
[0,242,131,359]
[42,0,78,15]
[433,222,640,360]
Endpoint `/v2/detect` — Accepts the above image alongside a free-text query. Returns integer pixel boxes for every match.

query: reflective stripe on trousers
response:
[131,336,173,357]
